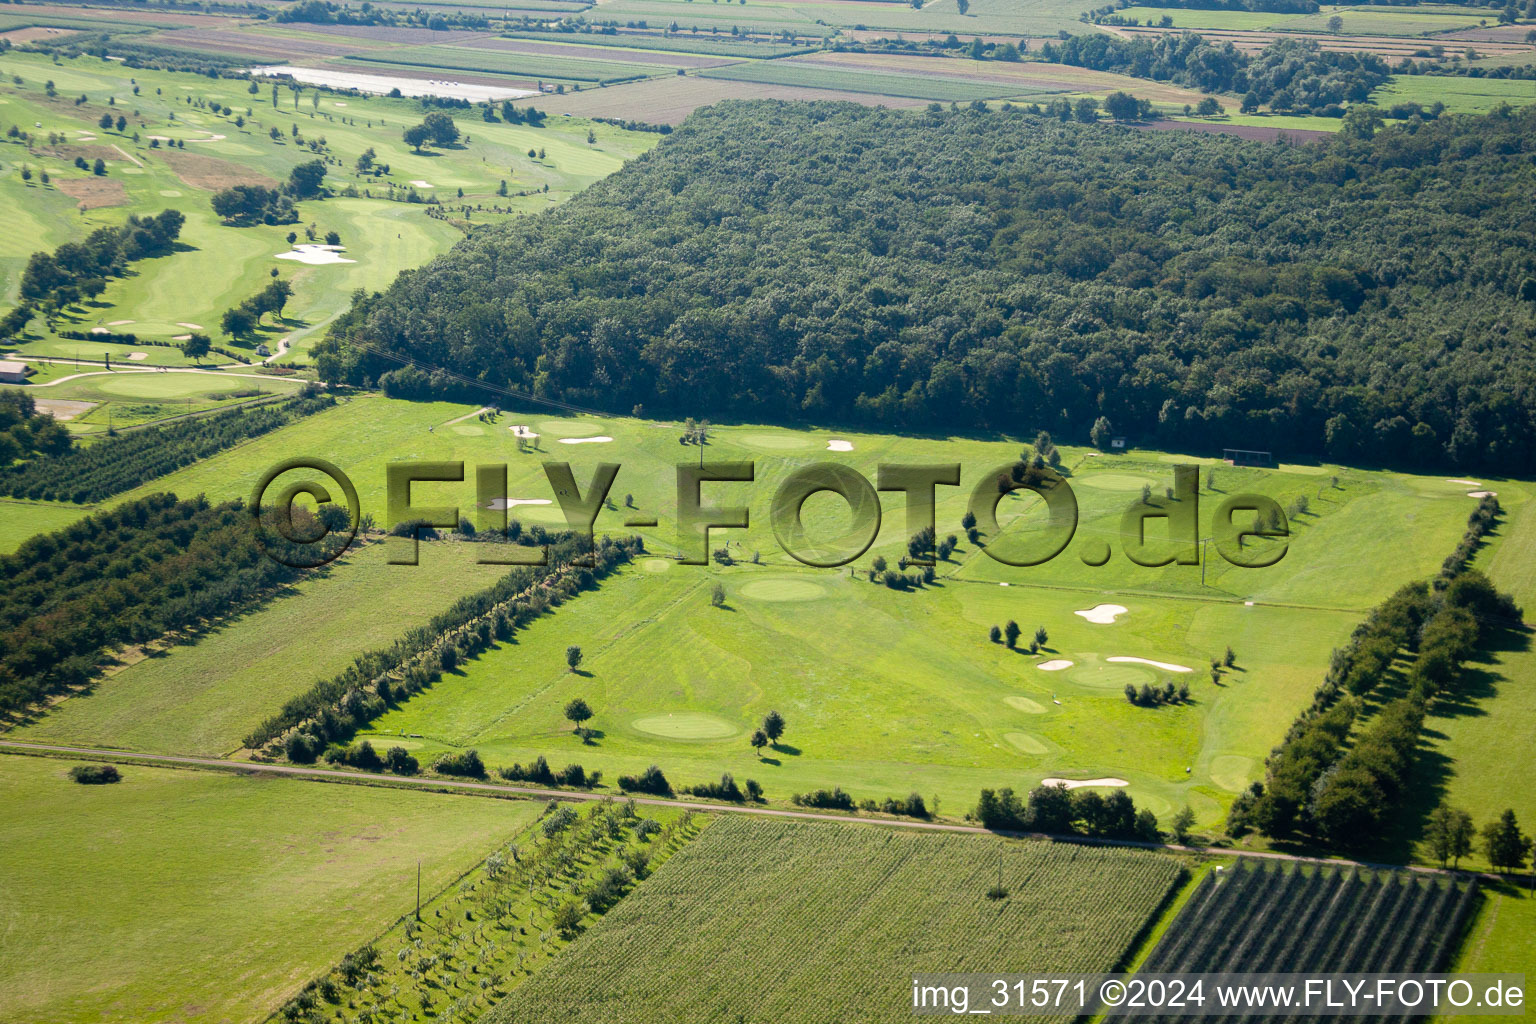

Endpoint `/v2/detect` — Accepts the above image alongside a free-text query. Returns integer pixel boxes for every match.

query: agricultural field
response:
[285,800,704,1024]
[0,50,658,363]
[9,395,1514,827]
[1372,74,1536,114]
[347,44,672,85]
[0,753,545,1024]
[1116,4,1497,36]
[11,540,514,756]
[494,816,1187,1023]
[1136,861,1479,977]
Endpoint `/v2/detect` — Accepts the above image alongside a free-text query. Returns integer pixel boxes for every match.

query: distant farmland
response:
[494,818,1186,1023]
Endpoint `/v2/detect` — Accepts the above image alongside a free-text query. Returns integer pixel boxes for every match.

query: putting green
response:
[1068,662,1156,689]
[93,374,255,399]
[738,578,826,602]
[631,712,739,740]
[538,420,605,437]
[1004,732,1048,754]
[1075,473,1158,491]
[641,558,673,573]
[1209,754,1256,793]
[1004,695,1048,714]
[736,432,812,450]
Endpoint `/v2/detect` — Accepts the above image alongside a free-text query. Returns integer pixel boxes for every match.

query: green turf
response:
[348,44,669,84]
[1446,882,1536,1014]
[6,396,1502,827]
[0,499,90,554]
[0,754,542,1024]
[1372,74,1536,115]
[494,816,1186,1023]
[12,540,515,756]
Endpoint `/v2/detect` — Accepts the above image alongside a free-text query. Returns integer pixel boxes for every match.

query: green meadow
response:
[8,394,1519,829]
[1371,75,1536,115]
[0,754,542,1024]
[1119,3,1492,34]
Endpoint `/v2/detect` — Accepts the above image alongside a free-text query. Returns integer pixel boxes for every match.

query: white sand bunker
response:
[558,435,613,444]
[90,327,111,334]
[410,180,433,188]
[1107,656,1192,673]
[177,322,203,330]
[108,319,134,326]
[1041,777,1129,789]
[1075,603,1127,624]
[826,439,853,452]
[187,133,226,142]
[1447,479,1481,486]
[1468,490,1497,498]
[1037,659,1073,671]
[128,352,147,361]
[172,334,192,341]
[488,498,551,510]
[509,425,539,439]
[276,244,356,265]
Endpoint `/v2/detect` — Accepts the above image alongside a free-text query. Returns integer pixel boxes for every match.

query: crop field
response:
[1135,861,1479,979]
[495,816,1186,1023]
[13,396,1516,825]
[0,51,658,361]
[348,44,670,84]
[699,58,1028,100]
[291,801,704,1023]
[496,29,819,58]
[1116,4,1493,35]
[0,754,544,1024]
[11,540,515,756]
[532,73,931,120]
[1372,74,1536,115]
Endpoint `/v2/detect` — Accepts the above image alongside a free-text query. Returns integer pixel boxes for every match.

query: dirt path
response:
[0,739,1488,879]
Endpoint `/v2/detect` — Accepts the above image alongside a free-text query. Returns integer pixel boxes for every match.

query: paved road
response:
[0,739,1488,879]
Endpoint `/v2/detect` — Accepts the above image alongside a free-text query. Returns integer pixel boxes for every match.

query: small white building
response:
[0,360,31,384]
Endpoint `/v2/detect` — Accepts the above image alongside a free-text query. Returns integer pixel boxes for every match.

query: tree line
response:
[11,209,184,332]
[251,532,644,755]
[0,390,333,504]
[0,493,351,717]
[315,101,1536,474]
[1228,497,1523,851]
[974,782,1162,841]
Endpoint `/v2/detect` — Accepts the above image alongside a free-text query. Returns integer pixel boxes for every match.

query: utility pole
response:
[415,860,421,921]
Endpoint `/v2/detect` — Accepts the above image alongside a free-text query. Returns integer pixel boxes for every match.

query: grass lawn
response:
[0,499,91,554]
[1372,74,1536,115]
[13,540,514,756]
[1446,881,1536,1014]
[494,815,1186,1023]
[0,754,542,1024]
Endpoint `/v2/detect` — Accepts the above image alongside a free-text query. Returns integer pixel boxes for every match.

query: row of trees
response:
[0,494,351,716]
[14,209,184,326]
[209,161,325,227]
[220,278,293,336]
[253,533,644,754]
[1425,805,1533,874]
[0,390,333,504]
[316,101,1536,473]
[975,782,1161,841]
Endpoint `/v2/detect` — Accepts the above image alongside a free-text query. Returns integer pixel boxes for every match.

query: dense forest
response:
[0,391,72,468]
[318,101,1536,472]
[0,493,350,717]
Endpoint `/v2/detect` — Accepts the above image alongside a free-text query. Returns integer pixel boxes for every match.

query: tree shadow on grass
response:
[771,742,801,757]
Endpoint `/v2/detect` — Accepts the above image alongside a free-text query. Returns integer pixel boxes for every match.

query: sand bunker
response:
[177,322,203,330]
[558,436,614,444]
[276,244,355,266]
[1447,479,1481,486]
[89,327,112,334]
[826,439,854,452]
[1107,656,1192,673]
[1041,777,1129,789]
[128,352,147,361]
[172,334,192,342]
[1037,660,1073,671]
[509,424,539,439]
[488,498,552,511]
[1468,490,1497,498]
[409,180,434,188]
[107,319,134,326]
[1074,603,1127,624]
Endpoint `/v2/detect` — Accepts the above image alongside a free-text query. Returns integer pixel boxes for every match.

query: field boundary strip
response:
[0,739,1511,882]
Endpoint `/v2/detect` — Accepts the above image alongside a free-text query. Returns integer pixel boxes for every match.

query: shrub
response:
[384,746,419,775]
[618,764,671,796]
[69,764,120,784]
[433,749,486,778]
[791,786,855,811]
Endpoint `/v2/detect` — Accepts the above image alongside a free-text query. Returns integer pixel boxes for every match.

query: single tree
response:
[180,333,211,362]
[750,729,768,758]
[1034,626,1048,648]
[1171,805,1196,844]
[1482,809,1533,873]
[711,582,725,607]
[762,710,785,745]
[1223,646,1236,667]
[565,645,583,672]
[564,697,593,732]
[989,624,1002,644]
[1003,620,1021,649]
[1327,13,1344,32]
[1090,415,1113,449]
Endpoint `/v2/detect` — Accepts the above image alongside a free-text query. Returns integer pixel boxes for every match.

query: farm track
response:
[0,738,1513,881]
